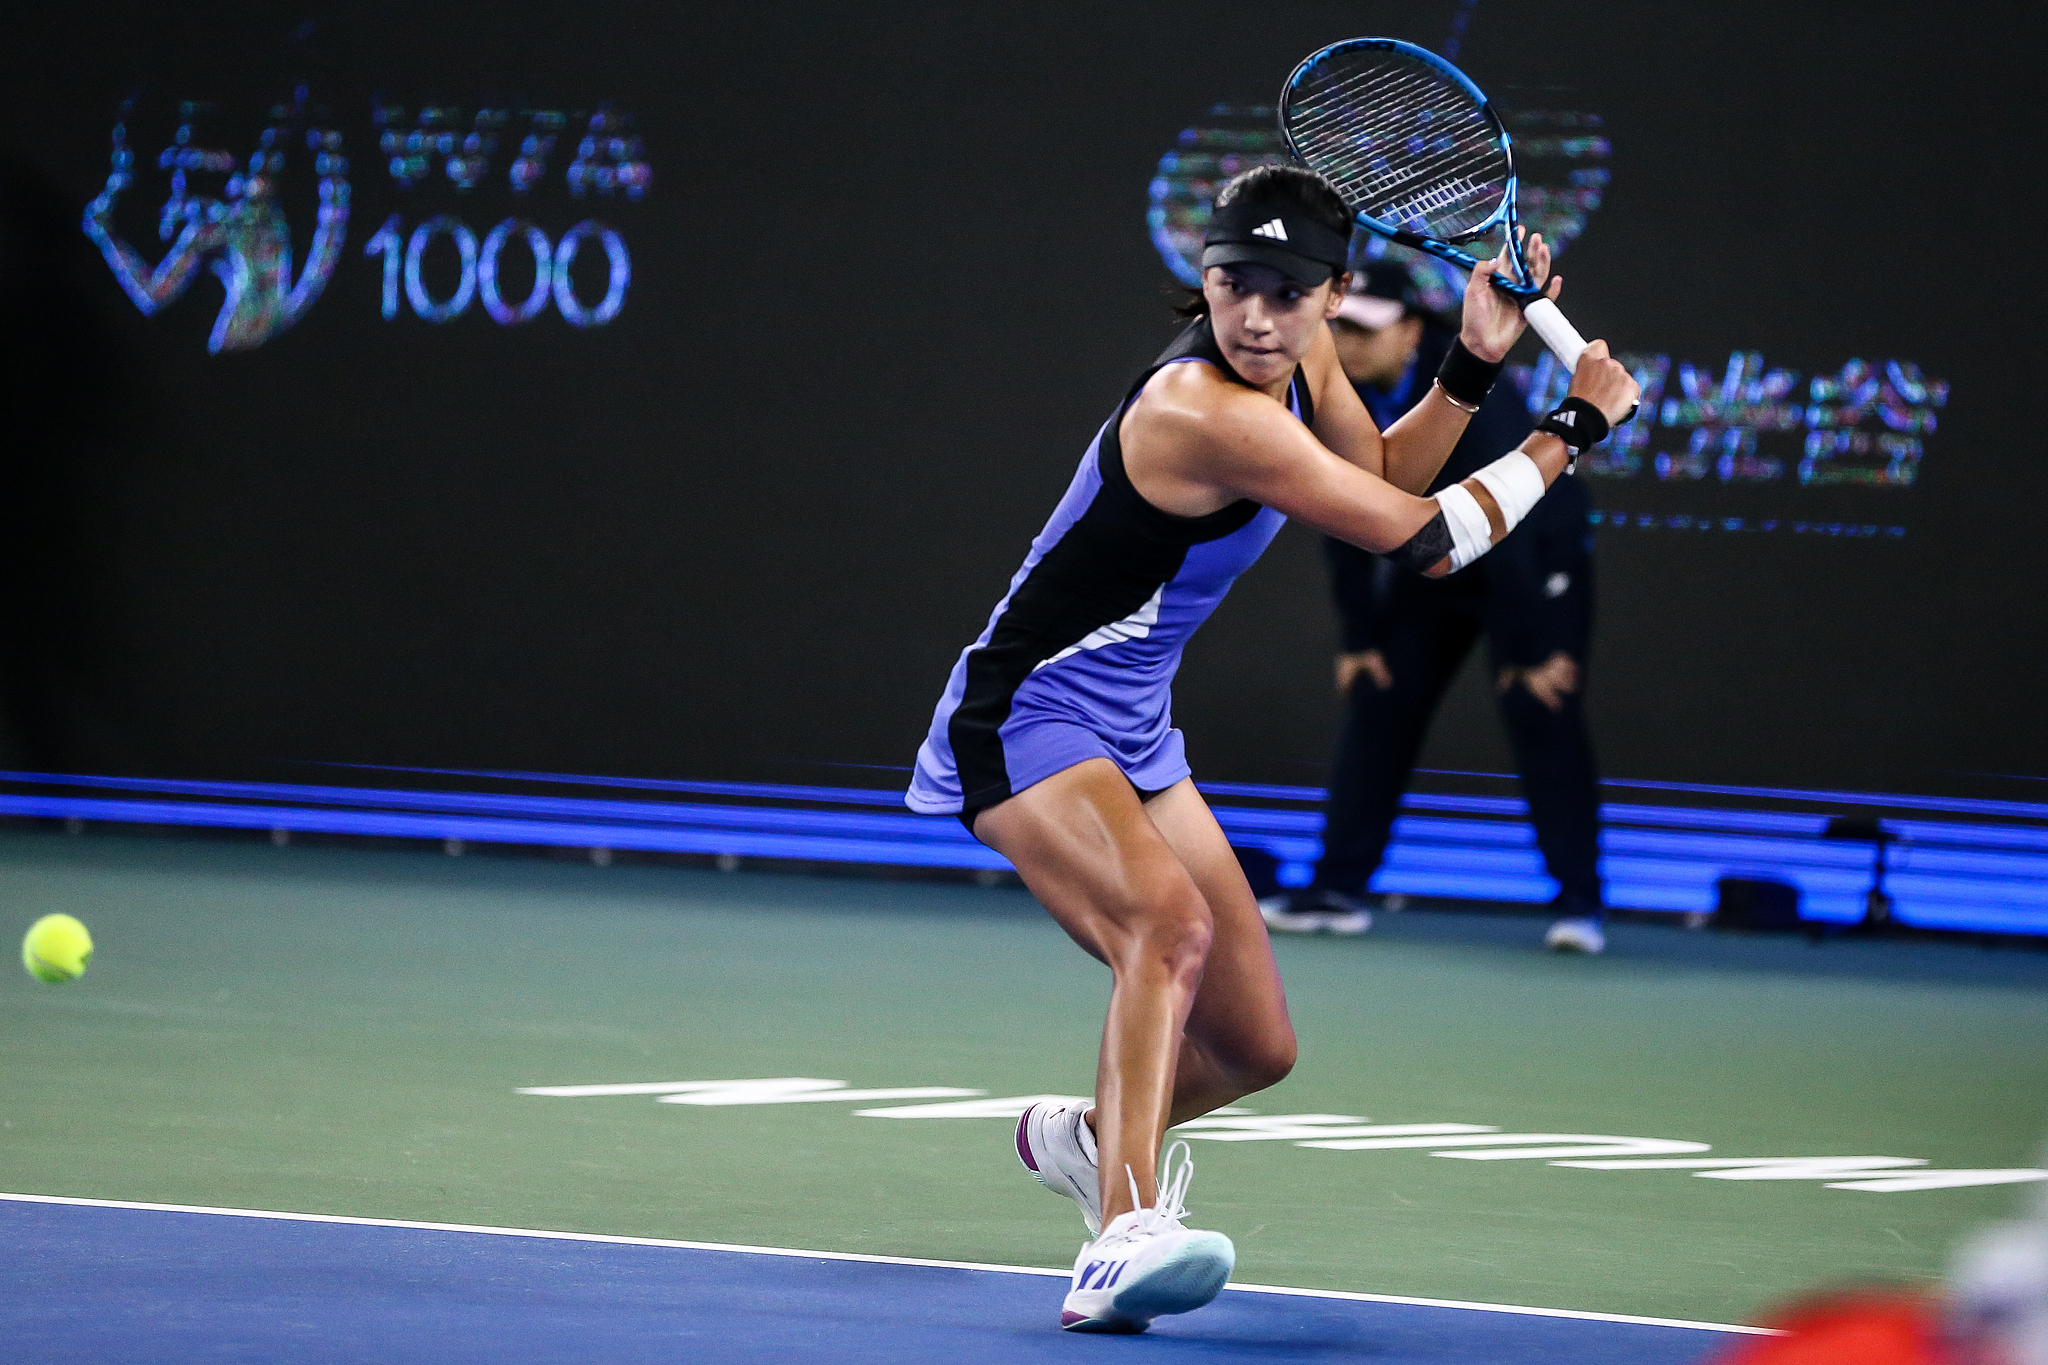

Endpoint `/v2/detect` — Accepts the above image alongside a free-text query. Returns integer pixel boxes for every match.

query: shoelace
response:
[1108,1140,1196,1245]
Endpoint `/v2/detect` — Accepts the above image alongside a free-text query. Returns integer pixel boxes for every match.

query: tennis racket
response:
[1279,37,1600,375]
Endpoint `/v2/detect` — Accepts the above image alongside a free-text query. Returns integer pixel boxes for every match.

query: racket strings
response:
[1286,55,1507,238]
[1285,63,1459,144]
[1286,61,1497,172]
[1309,129,1503,236]
[1293,82,1500,223]
[1289,70,1472,174]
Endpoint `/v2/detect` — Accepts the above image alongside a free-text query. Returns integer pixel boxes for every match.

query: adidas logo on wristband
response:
[1537,398,1607,454]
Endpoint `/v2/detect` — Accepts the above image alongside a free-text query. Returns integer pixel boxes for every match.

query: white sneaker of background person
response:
[1059,1142,1235,1333]
[1015,1099,1103,1235]
[1257,888,1373,935]
[1544,915,1605,955]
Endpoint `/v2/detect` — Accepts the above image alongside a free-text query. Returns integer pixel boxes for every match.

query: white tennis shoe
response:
[1544,915,1606,955]
[1258,889,1373,935]
[1060,1142,1235,1333]
[1015,1099,1102,1235]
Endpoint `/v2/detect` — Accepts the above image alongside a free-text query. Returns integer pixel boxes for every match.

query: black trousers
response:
[1311,582,1604,912]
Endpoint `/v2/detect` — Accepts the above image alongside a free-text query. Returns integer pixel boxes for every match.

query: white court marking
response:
[518,1076,2048,1194]
[0,1191,1773,1336]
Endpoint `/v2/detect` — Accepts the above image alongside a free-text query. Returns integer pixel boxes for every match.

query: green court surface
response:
[3,829,2045,1327]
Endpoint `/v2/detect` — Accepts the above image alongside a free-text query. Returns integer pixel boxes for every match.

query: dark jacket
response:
[1325,324,1593,667]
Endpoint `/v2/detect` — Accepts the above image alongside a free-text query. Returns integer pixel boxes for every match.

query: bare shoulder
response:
[1123,361,1292,458]
[1119,361,1304,514]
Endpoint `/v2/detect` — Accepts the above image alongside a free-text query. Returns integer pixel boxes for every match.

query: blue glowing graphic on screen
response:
[83,92,351,352]
[82,90,647,351]
[1518,350,1946,537]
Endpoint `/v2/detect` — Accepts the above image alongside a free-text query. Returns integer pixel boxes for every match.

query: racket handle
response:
[1520,295,1638,426]
[1521,296,1587,371]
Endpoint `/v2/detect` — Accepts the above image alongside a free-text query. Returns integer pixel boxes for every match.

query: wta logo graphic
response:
[82,90,648,352]
[84,91,350,352]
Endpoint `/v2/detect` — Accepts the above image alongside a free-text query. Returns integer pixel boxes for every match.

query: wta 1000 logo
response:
[83,88,647,352]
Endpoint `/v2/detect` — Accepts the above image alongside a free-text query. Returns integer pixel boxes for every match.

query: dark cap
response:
[1201,191,1352,287]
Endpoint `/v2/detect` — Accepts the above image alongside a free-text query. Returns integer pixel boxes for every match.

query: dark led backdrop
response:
[0,2,2039,796]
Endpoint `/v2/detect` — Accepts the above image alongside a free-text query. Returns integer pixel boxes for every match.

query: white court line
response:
[0,1190,1775,1337]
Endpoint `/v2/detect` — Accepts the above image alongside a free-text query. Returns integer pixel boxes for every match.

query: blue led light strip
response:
[3,768,2043,937]
[1409,768,2048,822]
[322,762,913,807]
[0,794,1008,871]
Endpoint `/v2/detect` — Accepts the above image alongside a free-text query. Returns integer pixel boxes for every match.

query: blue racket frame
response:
[1279,37,1545,304]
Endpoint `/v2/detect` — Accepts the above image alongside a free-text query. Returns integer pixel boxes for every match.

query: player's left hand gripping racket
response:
[1280,37,1601,374]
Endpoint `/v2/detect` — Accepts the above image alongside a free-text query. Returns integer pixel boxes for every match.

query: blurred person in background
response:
[1702,1157,2048,1363]
[1259,260,1608,953]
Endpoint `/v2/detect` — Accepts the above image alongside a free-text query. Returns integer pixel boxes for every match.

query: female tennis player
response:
[906,164,1638,1333]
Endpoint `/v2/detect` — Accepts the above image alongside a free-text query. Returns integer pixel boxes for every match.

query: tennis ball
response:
[22,913,93,983]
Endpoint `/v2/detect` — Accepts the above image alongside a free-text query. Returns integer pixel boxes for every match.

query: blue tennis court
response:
[0,1194,1755,1364]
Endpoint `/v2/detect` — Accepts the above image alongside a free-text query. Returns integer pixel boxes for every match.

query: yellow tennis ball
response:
[22,914,93,983]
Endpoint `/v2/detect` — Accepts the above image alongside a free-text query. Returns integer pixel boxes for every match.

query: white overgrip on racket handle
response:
[1521,296,1587,372]
[1520,295,1638,427]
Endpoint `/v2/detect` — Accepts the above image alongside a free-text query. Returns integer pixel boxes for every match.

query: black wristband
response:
[1534,397,1609,454]
[1435,338,1503,410]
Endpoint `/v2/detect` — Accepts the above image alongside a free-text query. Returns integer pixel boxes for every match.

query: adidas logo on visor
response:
[1251,218,1289,241]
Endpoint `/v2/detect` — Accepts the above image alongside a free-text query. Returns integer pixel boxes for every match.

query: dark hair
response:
[1216,163,1351,236]
[1175,163,1352,317]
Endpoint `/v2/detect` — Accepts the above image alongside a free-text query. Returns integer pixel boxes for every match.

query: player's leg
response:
[976,760,1238,1333]
[1135,778,1299,1124]
[972,757,1215,1222]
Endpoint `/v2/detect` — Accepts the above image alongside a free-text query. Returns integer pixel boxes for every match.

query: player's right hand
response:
[1566,340,1639,427]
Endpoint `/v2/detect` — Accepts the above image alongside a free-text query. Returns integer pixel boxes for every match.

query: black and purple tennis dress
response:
[907,316,1313,820]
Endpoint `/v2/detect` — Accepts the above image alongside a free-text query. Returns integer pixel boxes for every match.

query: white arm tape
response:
[1435,483,1493,572]
[1470,449,1546,534]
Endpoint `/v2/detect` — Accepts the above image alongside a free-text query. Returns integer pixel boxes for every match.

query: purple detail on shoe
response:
[1015,1105,1041,1173]
[1078,1259,1128,1290]
[1061,1311,1090,1327]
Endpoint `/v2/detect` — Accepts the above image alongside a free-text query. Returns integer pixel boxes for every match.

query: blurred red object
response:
[1710,1291,1951,1365]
